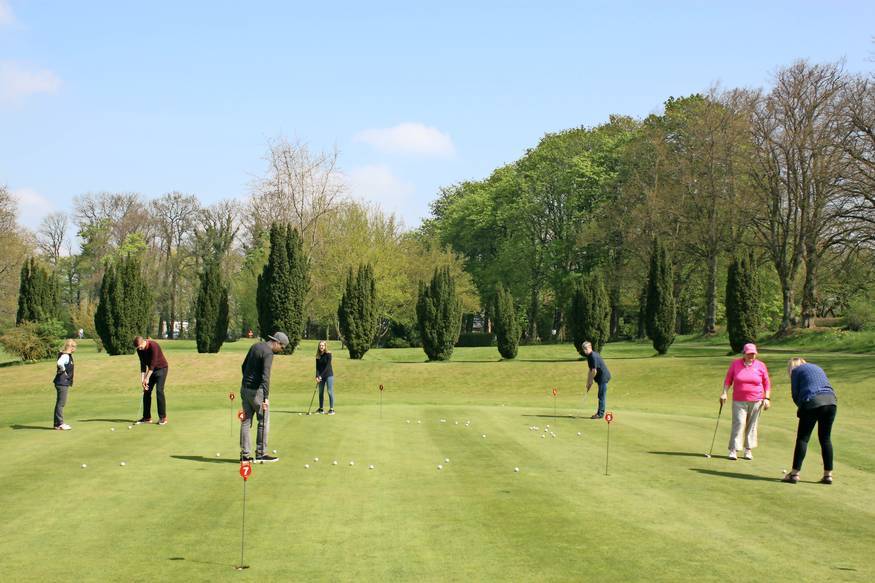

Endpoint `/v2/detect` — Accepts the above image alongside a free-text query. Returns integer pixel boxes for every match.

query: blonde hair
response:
[316,340,330,356]
[62,339,77,352]
[787,357,807,375]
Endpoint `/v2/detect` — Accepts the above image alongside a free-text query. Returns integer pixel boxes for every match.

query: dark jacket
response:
[54,352,74,387]
[137,340,169,372]
[241,342,274,398]
[790,363,836,410]
[316,352,333,380]
[586,350,611,383]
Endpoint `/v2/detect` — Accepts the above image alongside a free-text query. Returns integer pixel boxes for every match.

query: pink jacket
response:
[724,359,771,402]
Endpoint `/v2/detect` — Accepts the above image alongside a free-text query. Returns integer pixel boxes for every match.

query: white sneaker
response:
[56,423,72,431]
[743,449,753,460]
[728,449,738,460]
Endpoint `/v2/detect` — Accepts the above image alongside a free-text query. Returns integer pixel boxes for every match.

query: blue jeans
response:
[319,376,335,409]
[597,381,609,417]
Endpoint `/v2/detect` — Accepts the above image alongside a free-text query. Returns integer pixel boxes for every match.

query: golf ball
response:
[81,464,87,469]
[110,428,115,432]
[417,420,421,424]
[782,469,788,474]
[369,464,375,470]
[332,460,338,465]
[437,464,443,470]
[577,432,581,436]
[304,464,310,469]
[216,453,221,457]
[273,450,278,454]
[406,420,411,424]
[298,413,302,416]
[541,435,546,439]
[349,461,355,466]
[440,419,446,423]
[514,467,520,473]
[314,457,319,462]
[546,424,550,429]
[444,458,450,463]
[455,421,459,425]
[128,425,133,429]
[120,462,126,466]
[704,454,711,458]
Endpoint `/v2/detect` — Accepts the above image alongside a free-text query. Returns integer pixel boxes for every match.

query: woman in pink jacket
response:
[720,343,771,460]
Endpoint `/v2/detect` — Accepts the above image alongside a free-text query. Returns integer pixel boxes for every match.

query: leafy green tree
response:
[416,267,462,361]
[492,284,520,359]
[94,255,152,355]
[337,263,378,359]
[256,223,308,354]
[645,238,676,354]
[194,257,229,353]
[17,257,59,324]
[568,273,611,354]
[725,252,760,353]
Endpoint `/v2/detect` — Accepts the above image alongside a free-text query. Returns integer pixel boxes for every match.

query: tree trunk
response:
[801,247,818,328]
[703,253,718,335]
[778,282,794,336]
[528,287,539,343]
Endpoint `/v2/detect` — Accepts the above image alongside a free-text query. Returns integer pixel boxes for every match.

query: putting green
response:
[1,339,872,581]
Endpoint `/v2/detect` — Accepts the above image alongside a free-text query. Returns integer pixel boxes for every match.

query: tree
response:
[337,263,378,359]
[16,257,58,324]
[568,273,611,354]
[256,223,308,354]
[0,186,33,327]
[416,267,462,361]
[725,253,760,353]
[36,212,69,268]
[493,283,520,359]
[194,256,229,353]
[94,255,152,355]
[645,239,676,354]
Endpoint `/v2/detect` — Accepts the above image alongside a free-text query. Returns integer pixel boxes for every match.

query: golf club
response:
[705,400,725,458]
[306,381,318,415]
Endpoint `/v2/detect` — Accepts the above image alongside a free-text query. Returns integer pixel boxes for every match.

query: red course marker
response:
[552,388,558,397]
[379,384,384,392]
[237,410,246,422]
[605,412,614,424]
[239,462,252,481]
[229,392,235,401]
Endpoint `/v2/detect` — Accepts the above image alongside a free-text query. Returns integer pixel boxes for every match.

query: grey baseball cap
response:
[268,332,289,347]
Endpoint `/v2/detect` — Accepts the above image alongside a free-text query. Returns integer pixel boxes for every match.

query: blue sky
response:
[1,0,873,232]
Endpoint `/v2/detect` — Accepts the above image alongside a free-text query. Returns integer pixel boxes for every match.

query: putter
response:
[706,400,725,458]
[306,382,318,415]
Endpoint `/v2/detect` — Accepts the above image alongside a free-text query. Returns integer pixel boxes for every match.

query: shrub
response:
[568,273,610,355]
[846,298,875,331]
[338,264,378,359]
[645,238,676,355]
[0,320,65,361]
[257,223,309,354]
[94,255,152,355]
[416,267,462,361]
[384,337,410,349]
[725,252,760,353]
[456,332,494,347]
[492,284,520,359]
[194,257,230,353]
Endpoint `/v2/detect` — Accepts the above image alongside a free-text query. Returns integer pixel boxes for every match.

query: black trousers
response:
[143,367,168,419]
[792,405,837,471]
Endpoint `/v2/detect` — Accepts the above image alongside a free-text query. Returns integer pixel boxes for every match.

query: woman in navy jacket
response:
[782,358,837,484]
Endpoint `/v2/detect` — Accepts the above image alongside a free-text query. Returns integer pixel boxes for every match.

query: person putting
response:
[239,332,288,463]
[582,341,611,419]
[315,340,335,415]
[134,336,169,425]
[53,339,77,430]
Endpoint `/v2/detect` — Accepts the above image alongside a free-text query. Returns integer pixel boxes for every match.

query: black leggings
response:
[792,405,837,472]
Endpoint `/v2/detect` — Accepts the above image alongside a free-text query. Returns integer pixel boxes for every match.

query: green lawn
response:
[1,339,872,581]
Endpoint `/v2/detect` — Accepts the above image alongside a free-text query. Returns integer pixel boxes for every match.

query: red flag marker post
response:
[604,411,614,476]
[379,384,384,419]
[236,462,252,570]
[552,388,558,419]
[229,392,236,436]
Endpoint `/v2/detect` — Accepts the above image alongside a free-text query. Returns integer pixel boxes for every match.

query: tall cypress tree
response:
[493,283,520,359]
[645,238,676,355]
[568,273,611,354]
[256,223,308,354]
[195,257,229,353]
[16,257,58,324]
[416,267,462,361]
[636,283,648,340]
[338,263,378,359]
[94,255,152,355]
[726,252,760,353]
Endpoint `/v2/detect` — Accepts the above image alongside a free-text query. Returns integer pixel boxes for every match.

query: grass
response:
[1,339,873,581]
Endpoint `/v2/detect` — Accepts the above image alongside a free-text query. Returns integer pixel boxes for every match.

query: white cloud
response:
[0,61,62,104]
[0,0,15,26]
[12,187,56,230]
[346,165,415,213]
[354,122,456,158]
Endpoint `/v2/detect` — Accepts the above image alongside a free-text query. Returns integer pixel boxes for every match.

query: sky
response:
[1,0,873,234]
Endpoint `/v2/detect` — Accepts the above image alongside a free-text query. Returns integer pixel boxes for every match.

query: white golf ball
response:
[406,420,411,424]
[541,435,546,439]
[304,464,310,469]
[332,460,338,465]
[81,464,87,469]
[705,454,711,458]
[128,425,133,429]
[120,462,126,466]
[481,434,487,438]
[782,469,787,474]
[551,433,556,438]
[417,420,421,424]
[546,424,550,429]
[314,457,319,462]
[544,428,549,432]
[577,432,581,436]
[110,428,115,432]
[369,464,375,470]
[349,461,355,466]
[298,413,302,416]
[216,453,221,457]
[273,450,277,454]
[437,464,443,470]
[454,421,459,425]
[440,419,446,423]
[514,467,520,473]
[444,458,450,463]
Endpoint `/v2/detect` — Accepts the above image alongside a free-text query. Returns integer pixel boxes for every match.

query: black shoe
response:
[240,455,254,463]
[135,417,152,424]
[256,454,279,463]
[315,408,325,414]
[327,409,335,415]
[590,414,603,419]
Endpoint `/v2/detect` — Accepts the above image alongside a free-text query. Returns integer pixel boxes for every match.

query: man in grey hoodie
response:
[239,332,288,463]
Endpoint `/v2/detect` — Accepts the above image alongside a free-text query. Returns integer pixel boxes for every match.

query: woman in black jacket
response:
[315,341,335,415]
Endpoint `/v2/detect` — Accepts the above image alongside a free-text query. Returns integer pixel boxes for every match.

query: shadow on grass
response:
[521,414,591,419]
[170,455,239,464]
[9,424,54,430]
[648,451,708,458]
[691,468,782,482]
[78,418,134,423]
[168,556,236,568]
[271,410,309,415]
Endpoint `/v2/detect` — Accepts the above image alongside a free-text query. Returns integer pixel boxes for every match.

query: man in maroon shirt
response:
[134,336,170,425]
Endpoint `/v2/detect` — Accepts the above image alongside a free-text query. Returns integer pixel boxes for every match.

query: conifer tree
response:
[493,284,520,359]
[94,255,152,355]
[256,223,308,354]
[195,257,229,353]
[726,252,760,353]
[645,238,676,355]
[568,273,611,355]
[636,283,648,340]
[416,267,462,361]
[338,263,378,359]
[16,257,58,324]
